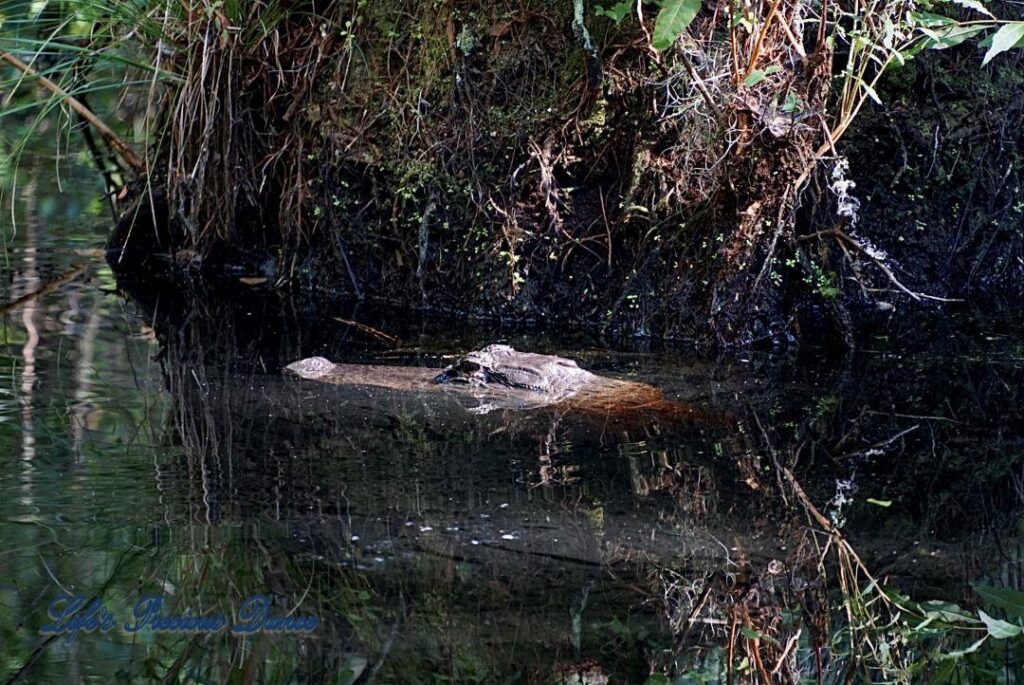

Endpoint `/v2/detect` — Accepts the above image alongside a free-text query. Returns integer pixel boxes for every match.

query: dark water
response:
[2,154,1023,683]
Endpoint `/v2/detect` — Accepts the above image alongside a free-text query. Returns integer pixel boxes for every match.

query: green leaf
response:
[651,0,702,50]
[974,583,1024,619]
[782,91,801,113]
[866,498,892,507]
[336,655,368,685]
[943,636,989,660]
[919,24,987,50]
[740,625,761,640]
[946,0,994,18]
[743,70,766,86]
[920,600,981,625]
[979,610,1022,639]
[856,75,880,104]
[743,65,781,87]
[910,11,957,28]
[982,22,1024,65]
[595,1,634,24]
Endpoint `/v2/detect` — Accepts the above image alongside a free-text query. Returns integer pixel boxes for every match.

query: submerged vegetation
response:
[2,0,1023,344]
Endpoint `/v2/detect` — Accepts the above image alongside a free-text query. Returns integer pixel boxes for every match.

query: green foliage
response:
[595,1,634,24]
[983,22,1024,64]
[742,65,780,86]
[651,0,701,50]
[974,584,1024,619]
[943,0,994,18]
[885,584,1024,681]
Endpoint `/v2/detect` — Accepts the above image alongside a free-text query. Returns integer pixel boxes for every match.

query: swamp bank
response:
[3,0,1019,345]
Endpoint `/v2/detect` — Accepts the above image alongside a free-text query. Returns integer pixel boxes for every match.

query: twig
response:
[364,595,406,685]
[835,424,919,461]
[865,410,962,424]
[800,228,962,302]
[1,266,85,315]
[332,317,398,345]
[4,636,59,684]
[333,233,363,300]
[743,0,785,80]
[1,51,145,173]
[677,50,724,123]
[782,467,836,533]
[772,628,802,675]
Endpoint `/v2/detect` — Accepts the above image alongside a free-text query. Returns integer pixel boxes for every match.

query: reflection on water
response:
[2,154,1023,683]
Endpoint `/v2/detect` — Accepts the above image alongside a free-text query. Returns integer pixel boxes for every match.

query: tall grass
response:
[0,0,299,259]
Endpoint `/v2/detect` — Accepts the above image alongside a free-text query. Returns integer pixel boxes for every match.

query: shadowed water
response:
[2,153,1023,683]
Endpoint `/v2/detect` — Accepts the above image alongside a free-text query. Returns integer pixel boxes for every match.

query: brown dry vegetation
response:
[96,0,1024,346]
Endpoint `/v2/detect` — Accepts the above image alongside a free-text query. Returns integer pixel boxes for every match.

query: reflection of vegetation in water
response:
[651,473,1024,683]
[128,284,1024,682]
[3,148,1024,680]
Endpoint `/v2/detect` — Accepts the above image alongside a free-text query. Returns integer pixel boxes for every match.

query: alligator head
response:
[433,344,598,395]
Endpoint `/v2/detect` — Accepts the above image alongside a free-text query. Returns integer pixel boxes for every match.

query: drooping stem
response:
[1,51,145,173]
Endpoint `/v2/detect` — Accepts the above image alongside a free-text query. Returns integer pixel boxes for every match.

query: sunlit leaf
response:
[910,11,957,28]
[866,498,892,507]
[856,77,880,104]
[945,0,994,18]
[651,0,701,50]
[940,636,988,660]
[919,24,987,50]
[979,610,1022,639]
[920,600,981,624]
[744,70,766,86]
[982,22,1024,65]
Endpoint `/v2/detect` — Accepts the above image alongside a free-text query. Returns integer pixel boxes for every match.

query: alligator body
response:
[286,344,709,421]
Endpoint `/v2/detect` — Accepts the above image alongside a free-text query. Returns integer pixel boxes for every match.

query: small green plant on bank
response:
[894,583,1024,682]
[654,468,1024,683]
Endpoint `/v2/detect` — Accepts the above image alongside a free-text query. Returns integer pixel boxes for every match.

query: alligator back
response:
[286,347,729,426]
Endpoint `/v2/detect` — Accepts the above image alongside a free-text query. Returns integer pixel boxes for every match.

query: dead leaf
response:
[488,20,512,37]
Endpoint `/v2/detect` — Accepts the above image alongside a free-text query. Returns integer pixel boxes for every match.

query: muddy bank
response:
[844,47,1024,307]
[102,1,1024,347]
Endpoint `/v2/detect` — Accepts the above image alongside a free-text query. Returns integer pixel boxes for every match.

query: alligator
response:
[286,344,712,421]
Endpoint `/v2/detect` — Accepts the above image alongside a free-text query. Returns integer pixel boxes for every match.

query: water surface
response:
[2,151,1023,683]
